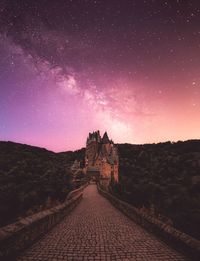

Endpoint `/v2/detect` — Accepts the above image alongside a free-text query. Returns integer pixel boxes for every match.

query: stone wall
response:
[0,185,86,260]
[97,183,200,260]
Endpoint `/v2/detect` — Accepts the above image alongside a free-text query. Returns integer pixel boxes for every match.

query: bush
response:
[111,140,200,240]
[0,141,85,226]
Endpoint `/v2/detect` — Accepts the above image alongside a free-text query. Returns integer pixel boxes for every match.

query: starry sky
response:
[0,0,200,152]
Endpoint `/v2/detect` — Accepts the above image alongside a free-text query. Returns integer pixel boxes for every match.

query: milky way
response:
[0,0,200,151]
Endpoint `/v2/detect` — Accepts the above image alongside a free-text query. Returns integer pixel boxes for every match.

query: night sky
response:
[0,0,200,151]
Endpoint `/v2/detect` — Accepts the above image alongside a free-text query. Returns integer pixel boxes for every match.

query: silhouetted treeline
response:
[111,140,200,240]
[0,141,85,227]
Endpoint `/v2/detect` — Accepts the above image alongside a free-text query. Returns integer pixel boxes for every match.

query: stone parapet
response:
[97,183,200,260]
[0,184,87,259]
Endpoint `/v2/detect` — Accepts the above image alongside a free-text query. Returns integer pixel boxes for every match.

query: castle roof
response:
[102,132,110,144]
[87,130,101,143]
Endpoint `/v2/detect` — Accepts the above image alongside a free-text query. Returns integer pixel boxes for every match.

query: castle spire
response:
[102,131,110,144]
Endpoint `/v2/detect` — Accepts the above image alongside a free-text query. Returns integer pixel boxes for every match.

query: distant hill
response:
[0,141,85,227]
[112,140,200,240]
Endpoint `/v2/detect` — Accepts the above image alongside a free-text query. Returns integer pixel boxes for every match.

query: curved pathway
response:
[18,184,188,261]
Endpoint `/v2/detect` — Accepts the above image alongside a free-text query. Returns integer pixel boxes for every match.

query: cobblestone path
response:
[18,184,188,261]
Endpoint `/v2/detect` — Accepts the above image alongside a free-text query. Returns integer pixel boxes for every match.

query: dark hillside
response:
[112,140,200,240]
[0,141,85,227]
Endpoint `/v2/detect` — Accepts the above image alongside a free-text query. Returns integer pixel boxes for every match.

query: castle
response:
[85,130,119,182]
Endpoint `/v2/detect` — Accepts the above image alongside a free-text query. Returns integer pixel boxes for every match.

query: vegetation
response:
[0,141,85,227]
[110,140,200,240]
[2,139,200,241]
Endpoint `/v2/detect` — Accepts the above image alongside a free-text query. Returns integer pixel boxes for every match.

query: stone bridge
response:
[18,184,188,261]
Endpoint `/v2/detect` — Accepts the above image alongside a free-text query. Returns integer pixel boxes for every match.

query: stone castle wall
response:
[85,131,119,182]
[97,183,200,260]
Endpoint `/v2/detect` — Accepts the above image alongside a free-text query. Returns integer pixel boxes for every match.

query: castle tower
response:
[102,132,110,143]
[85,130,119,183]
[102,132,112,155]
[85,131,99,166]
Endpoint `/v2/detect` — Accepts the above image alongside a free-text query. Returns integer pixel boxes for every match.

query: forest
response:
[110,140,200,240]
[0,141,85,227]
[1,139,200,241]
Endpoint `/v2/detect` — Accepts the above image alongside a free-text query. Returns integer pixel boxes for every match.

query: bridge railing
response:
[97,183,200,260]
[66,182,88,200]
[0,183,88,260]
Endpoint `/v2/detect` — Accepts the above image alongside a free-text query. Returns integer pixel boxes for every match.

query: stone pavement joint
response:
[18,184,189,261]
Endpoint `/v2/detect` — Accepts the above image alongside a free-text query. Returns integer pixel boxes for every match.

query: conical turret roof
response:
[102,132,110,144]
